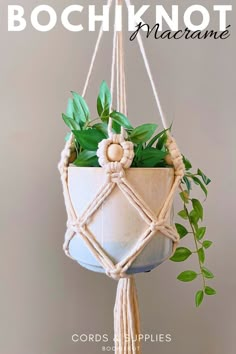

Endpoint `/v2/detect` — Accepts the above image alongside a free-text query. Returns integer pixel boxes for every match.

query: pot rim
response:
[68,165,174,171]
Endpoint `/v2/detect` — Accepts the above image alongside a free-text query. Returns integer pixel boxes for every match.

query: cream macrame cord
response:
[58,1,185,353]
[59,134,184,276]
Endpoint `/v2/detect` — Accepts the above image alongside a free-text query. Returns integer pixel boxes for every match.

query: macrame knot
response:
[105,162,125,183]
[97,134,134,169]
[163,225,180,243]
[111,133,124,144]
[106,266,127,281]
[58,135,75,176]
[166,136,185,178]
[67,219,85,234]
[149,219,165,232]
[172,228,180,243]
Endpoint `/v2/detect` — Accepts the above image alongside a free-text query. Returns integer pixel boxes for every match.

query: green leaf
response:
[170,247,192,262]
[183,156,192,170]
[198,248,205,263]
[129,124,157,144]
[183,176,191,193]
[202,267,214,279]
[132,144,143,167]
[73,150,99,167]
[203,240,213,249]
[62,114,81,131]
[93,123,108,137]
[196,227,206,241]
[189,209,200,225]
[72,129,105,151]
[205,286,216,295]
[156,131,168,150]
[147,129,168,148]
[178,209,188,220]
[66,98,74,118]
[195,290,204,307]
[197,169,211,185]
[179,190,189,203]
[65,132,71,142]
[72,92,90,123]
[192,199,203,221]
[135,144,143,158]
[97,81,111,120]
[175,223,188,238]
[177,270,198,282]
[191,176,208,197]
[138,147,167,167]
[110,111,133,129]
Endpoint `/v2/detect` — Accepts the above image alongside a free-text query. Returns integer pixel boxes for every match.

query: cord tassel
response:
[114,276,141,354]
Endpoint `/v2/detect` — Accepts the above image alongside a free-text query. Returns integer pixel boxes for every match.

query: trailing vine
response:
[170,160,215,307]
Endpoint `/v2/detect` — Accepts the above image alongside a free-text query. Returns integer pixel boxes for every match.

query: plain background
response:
[0,0,235,353]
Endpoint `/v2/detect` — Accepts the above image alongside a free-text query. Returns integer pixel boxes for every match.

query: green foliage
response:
[177,270,198,282]
[62,92,90,132]
[196,227,206,241]
[174,161,215,307]
[205,286,216,295]
[198,248,205,264]
[178,209,188,220]
[183,155,192,170]
[203,240,213,249]
[110,111,133,130]
[129,124,157,144]
[197,169,211,185]
[73,150,99,167]
[64,132,71,142]
[156,130,168,150]
[192,199,203,221]
[93,123,109,136]
[187,174,208,197]
[175,223,188,239]
[183,175,191,193]
[202,267,214,279]
[195,290,204,307]
[170,247,192,262]
[179,190,189,204]
[62,81,171,169]
[135,148,167,167]
[72,91,90,124]
[62,114,81,131]
[66,98,74,118]
[147,129,168,148]
[97,81,111,121]
[73,129,106,151]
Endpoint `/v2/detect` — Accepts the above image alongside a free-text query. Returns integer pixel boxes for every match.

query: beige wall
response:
[1,1,235,353]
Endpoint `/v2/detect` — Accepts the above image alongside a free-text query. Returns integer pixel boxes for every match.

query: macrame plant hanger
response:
[58,0,185,353]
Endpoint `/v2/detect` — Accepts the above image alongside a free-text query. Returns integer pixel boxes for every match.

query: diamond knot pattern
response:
[64,165,179,280]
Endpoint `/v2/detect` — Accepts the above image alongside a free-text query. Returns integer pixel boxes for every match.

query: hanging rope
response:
[58,1,185,353]
[82,0,114,97]
[124,0,169,130]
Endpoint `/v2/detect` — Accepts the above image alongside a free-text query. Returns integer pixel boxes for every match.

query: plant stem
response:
[86,117,101,128]
[184,203,206,289]
[179,184,206,289]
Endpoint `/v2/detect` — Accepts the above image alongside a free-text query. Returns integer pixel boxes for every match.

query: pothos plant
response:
[62,81,215,307]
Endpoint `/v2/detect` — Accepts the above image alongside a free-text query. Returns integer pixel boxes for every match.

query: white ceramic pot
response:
[68,167,174,274]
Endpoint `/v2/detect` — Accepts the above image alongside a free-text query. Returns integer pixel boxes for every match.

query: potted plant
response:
[59,81,215,308]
